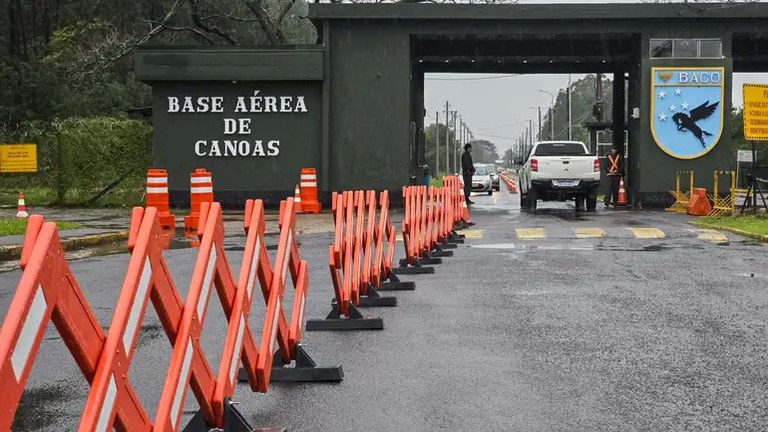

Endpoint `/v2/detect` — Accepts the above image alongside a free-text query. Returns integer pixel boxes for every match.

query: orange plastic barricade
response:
[0,216,113,431]
[235,198,343,382]
[306,191,385,331]
[352,190,397,307]
[393,186,441,275]
[372,190,415,291]
[184,168,214,233]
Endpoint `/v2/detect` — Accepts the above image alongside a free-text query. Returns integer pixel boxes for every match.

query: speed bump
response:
[515,227,546,240]
[628,227,665,239]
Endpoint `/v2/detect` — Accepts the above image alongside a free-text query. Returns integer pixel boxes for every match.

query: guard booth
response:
[135,3,768,208]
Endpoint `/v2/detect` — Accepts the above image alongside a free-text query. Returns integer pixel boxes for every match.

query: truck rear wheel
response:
[527,188,538,211]
[586,194,597,211]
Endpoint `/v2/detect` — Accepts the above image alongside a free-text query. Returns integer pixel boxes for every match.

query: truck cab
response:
[517,141,601,211]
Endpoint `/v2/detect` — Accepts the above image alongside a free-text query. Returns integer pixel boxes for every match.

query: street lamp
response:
[539,89,555,140]
[529,107,541,142]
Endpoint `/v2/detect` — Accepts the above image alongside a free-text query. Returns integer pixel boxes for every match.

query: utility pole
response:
[568,74,573,141]
[539,89,556,140]
[452,110,457,174]
[445,101,450,175]
[435,111,440,176]
[529,119,533,149]
[538,106,542,141]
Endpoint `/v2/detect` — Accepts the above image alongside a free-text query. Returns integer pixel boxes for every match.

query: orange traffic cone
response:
[617,177,628,207]
[16,192,28,218]
[294,184,304,213]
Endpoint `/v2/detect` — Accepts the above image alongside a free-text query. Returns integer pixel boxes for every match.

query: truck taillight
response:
[530,159,538,172]
[594,158,600,172]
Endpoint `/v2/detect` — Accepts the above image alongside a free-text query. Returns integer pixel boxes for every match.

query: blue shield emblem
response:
[651,67,724,159]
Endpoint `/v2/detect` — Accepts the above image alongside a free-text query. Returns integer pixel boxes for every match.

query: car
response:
[516,141,601,211]
[471,164,494,195]
[476,164,500,191]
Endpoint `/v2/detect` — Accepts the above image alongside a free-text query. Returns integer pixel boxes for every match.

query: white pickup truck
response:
[516,141,601,211]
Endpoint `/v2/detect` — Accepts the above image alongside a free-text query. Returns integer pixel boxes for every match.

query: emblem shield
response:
[651,67,725,159]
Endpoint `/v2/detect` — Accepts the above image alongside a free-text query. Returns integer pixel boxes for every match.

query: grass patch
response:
[0,188,58,207]
[0,187,144,207]
[0,218,79,236]
[694,215,768,237]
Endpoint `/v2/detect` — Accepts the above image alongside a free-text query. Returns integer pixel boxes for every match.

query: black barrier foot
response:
[430,245,454,258]
[377,273,416,291]
[183,397,284,432]
[392,259,435,275]
[438,241,458,249]
[357,285,397,307]
[266,344,344,383]
[450,231,466,242]
[305,304,384,331]
[399,256,442,266]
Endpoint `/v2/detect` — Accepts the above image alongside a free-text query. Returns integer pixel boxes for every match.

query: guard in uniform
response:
[461,143,475,204]
[604,147,623,207]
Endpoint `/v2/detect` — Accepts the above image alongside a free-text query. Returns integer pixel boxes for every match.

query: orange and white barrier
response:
[184,168,214,233]
[293,184,304,213]
[145,168,175,230]
[299,168,321,213]
[15,192,27,218]
[0,199,339,431]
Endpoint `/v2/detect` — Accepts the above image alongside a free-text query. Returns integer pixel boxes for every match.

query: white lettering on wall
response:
[170,90,307,158]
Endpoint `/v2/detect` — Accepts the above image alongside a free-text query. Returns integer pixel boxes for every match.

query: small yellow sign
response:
[743,84,768,141]
[0,144,38,173]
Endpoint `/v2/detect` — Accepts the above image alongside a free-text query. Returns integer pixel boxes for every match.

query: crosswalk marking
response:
[688,228,728,244]
[574,227,605,238]
[627,227,666,239]
[515,227,546,240]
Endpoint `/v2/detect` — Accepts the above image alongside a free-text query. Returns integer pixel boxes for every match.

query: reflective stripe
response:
[196,247,217,319]
[11,284,47,380]
[297,292,306,329]
[300,182,317,188]
[123,257,152,353]
[608,155,620,173]
[18,199,25,206]
[268,296,281,353]
[95,374,117,432]
[146,177,167,184]
[300,174,316,180]
[191,186,213,194]
[229,315,245,383]
[246,237,261,301]
[171,339,194,429]
[190,177,212,184]
[146,187,168,194]
[281,232,292,283]
[294,197,302,202]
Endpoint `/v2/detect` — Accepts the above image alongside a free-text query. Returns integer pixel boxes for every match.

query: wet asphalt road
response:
[3,187,768,431]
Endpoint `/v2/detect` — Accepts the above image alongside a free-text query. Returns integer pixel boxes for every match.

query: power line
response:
[425,74,520,82]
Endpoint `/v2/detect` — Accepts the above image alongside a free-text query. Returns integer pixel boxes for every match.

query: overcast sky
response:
[423,0,766,153]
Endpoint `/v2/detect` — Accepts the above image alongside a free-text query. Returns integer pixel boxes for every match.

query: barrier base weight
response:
[392,265,435,275]
[430,249,453,258]
[357,285,397,307]
[183,397,284,432]
[238,344,344,383]
[399,257,442,266]
[377,273,416,291]
[439,241,458,249]
[306,304,384,331]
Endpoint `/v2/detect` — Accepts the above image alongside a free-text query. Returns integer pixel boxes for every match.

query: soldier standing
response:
[461,143,475,205]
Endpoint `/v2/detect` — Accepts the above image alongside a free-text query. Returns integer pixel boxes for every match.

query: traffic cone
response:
[617,177,628,207]
[293,184,304,213]
[16,192,28,218]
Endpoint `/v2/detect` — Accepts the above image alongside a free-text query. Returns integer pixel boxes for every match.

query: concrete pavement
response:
[3,187,768,431]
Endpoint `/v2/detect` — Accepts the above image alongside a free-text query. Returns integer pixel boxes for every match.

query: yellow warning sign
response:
[0,144,38,173]
[743,84,768,141]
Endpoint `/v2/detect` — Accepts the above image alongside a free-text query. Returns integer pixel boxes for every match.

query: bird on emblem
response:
[671,100,719,148]
[658,71,673,82]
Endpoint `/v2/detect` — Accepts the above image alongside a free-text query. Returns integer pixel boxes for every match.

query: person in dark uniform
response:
[461,143,475,204]
[604,147,624,207]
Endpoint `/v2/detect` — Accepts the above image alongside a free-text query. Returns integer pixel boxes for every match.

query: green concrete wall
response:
[326,23,412,192]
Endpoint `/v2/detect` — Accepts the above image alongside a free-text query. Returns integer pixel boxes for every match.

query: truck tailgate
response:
[535,156,595,180]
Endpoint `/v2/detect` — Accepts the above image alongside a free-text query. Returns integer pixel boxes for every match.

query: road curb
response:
[0,231,129,261]
[692,222,768,243]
